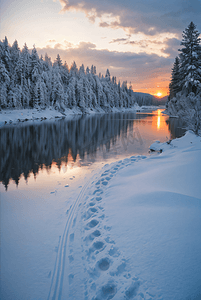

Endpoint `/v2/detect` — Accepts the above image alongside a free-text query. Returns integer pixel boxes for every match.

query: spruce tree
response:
[169,56,181,99]
[179,21,201,94]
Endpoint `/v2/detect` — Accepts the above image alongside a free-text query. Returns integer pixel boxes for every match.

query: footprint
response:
[72,217,76,228]
[89,202,96,207]
[96,196,102,201]
[83,208,98,220]
[91,230,101,238]
[98,214,105,220]
[105,237,115,244]
[125,281,140,299]
[70,233,74,242]
[93,189,103,195]
[65,184,69,187]
[104,226,112,231]
[102,181,108,186]
[85,219,99,229]
[68,255,74,263]
[69,274,74,285]
[105,177,112,181]
[97,257,110,271]
[111,171,116,174]
[84,229,101,244]
[93,241,104,251]
[116,261,127,275]
[101,282,117,298]
[110,261,126,276]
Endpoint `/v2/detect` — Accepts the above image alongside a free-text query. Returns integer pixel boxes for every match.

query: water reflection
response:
[0,110,186,190]
[166,117,186,139]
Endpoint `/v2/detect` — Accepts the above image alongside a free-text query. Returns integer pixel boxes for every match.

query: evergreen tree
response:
[53,54,62,68]
[105,69,110,81]
[169,56,181,99]
[10,40,20,70]
[70,61,78,76]
[179,21,201,94]
[1,37,11,73]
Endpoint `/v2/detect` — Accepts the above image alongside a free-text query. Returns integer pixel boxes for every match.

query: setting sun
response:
[156,92,162,97]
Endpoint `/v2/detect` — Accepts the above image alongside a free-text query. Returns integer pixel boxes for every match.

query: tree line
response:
[0,38,152,111]
[167,22,201,134]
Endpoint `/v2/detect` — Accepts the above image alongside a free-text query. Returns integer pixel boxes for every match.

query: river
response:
[0,108,185,192]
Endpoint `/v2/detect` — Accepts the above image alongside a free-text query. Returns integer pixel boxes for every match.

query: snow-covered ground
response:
[1,131,201,300]
[0,104,159,127]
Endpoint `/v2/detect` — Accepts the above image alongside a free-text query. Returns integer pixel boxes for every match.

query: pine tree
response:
[53,54,62,68]
[10,40,20,70]
[105,69,110,81]
[179,21,201,94]
[70,61,78,76]
[1,37,11,73]
[169,56,181,99]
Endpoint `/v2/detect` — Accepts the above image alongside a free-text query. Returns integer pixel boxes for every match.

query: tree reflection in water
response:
[0,111,186,190]
[0,113,137,189]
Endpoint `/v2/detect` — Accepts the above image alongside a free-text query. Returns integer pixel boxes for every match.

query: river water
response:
[0,108,186,192]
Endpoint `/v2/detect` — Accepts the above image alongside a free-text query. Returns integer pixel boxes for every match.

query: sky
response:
[1,0,201,96]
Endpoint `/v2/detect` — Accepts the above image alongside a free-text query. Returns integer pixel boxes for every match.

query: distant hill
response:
[152,95,168,106]
[133,92,168,106]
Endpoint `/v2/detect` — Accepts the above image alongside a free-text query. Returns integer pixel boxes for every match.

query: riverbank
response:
[1,130,200,300]
[0,104,161,127]
[69,130,200,300]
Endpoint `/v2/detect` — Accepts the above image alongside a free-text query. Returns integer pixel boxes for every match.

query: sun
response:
[156,92,162,97]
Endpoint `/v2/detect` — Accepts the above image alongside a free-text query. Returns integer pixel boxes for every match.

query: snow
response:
[1,131,201,300]
[0,103,144,127]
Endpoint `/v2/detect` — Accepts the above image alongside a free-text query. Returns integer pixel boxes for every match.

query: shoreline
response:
[0,105,164,127]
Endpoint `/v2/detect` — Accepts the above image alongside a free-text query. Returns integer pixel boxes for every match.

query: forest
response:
[0,38,153,112]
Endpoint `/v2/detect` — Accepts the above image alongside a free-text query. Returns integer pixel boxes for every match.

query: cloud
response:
[54,43,63,49]
[109,37,170,54]
[58,0,201,36]
[109,38,128,44]
[162,38,181,58]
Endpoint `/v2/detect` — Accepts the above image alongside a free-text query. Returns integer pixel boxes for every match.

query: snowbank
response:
[0,103,147,127]
[71,131,201,300]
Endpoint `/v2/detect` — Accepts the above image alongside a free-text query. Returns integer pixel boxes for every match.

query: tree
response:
[1,37,11,73]
[167,22,201,135]
[105,69,110,81]
[179,21,201,95]
[53,54,62,68]
[169,56,181,99]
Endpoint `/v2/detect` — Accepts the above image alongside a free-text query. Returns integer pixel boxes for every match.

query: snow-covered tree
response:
[179,22,201,95]
[53,54,62,68]
[0,37,148,112]
[167,22,201,135]
[169,56,181,99]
